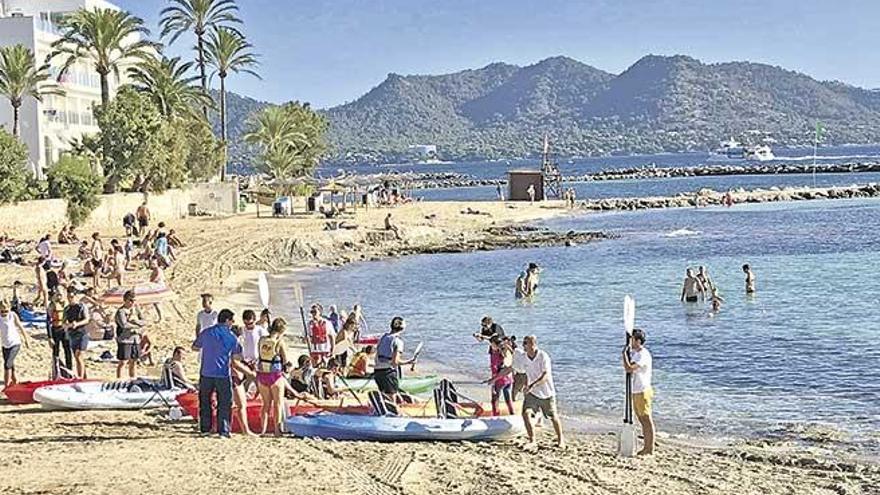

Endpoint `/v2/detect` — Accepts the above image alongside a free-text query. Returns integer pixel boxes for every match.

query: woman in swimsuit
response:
[256,318,289,435]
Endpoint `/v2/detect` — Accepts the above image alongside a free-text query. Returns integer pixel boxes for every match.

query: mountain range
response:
[216,54,880,168]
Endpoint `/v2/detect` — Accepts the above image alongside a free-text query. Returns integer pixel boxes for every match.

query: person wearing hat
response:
[0,299,31,388]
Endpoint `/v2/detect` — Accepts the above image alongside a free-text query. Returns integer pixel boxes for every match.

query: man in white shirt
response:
[488,335,564,448]
[240,309,267,365]
[623,328,655,456]
[194,293,219,339]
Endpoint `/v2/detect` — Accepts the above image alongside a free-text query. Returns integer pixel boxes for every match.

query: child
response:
[348,345,374,378]
[710,287,725,313]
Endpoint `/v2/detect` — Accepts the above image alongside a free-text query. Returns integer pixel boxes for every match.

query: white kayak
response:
[33,380,183,410]
[286,413,525,442]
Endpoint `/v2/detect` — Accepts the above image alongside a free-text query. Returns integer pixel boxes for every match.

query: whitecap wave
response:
[663,228,701,238]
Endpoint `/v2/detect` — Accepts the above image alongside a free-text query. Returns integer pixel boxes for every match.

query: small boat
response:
[744,144,775,161]
[714,137,745,158]
[101,282,175,305]
[286,413,525,441]
[4,378,92,405]
[33,380,183,410]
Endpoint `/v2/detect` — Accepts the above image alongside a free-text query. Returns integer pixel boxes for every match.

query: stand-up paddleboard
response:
[258,272,270,309]
[618,295,637,457]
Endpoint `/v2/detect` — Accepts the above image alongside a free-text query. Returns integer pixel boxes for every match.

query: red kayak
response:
[4,379,92,405]
[175,391,371,433]
[356,333,381,345]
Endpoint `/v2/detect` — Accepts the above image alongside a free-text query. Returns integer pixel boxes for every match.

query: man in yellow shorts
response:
[624,328,655,455]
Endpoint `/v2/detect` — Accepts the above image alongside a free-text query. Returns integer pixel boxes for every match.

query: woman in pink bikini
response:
[256,318,289,435]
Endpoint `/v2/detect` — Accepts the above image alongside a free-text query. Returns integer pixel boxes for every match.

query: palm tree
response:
[49,7,155,108]
[0,44,62,137]
[204,27,259,181]
[244,106,310,178]
[127,55,213,119]
[159,0,241,116]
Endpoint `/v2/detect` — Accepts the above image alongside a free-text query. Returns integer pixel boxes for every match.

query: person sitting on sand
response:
[318,357,344,398]
[257,318,290,435]
[348,345,374,378]
[623,328,655,456]
[680,268,705,303]
[384,213,402,240]
[163,347,195,390]
[57,225,75,244]
[77,240,90,261]
[743,263,756,294]
[288,354,316,396]
[487,335,563,448]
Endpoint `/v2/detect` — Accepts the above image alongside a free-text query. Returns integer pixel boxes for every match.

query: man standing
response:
[524,263,541,297]
[64,291,90,378]
[115,290,145,379]
[192,309,252,437]
[623,328,655,456]
[136,201,151,234]
[488,335,564,448]
[307,305,335,365]
[743,264,756,294]
[527,184,536,204]
[680,268,705,303]
[240,309,267,367]
[194,294,218,339]
[373,316,414,403]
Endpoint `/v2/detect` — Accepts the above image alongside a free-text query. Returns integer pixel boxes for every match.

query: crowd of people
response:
[0,200,187,386]
[680,264,756,312]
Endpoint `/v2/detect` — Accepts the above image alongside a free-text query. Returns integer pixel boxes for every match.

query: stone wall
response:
[0,182,238,237]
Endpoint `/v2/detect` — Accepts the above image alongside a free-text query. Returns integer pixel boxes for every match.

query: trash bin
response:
[187,203,198,216]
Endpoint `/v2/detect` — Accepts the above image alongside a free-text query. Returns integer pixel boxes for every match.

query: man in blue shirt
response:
[192,309,252,437]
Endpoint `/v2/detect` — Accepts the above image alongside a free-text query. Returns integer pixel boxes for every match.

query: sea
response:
[286,145,880,456]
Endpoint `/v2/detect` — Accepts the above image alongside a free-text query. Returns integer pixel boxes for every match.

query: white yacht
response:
[714,138,745,158]
[744,144,775,161]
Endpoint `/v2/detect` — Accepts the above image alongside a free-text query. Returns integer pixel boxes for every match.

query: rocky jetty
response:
[378,161,880,191]
[399,226,613,255]
[579,183,880,211]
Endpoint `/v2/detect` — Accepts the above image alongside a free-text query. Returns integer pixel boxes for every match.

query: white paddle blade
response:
[411,342,424,360]
[618,424,637,457]
[624,295,636,335]
[258,272,270,309]
[292,284,304,307]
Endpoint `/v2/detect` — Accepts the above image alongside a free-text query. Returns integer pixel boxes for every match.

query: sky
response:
[115,0,880,109]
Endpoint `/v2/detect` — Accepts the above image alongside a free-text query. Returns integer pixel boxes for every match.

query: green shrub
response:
[48,154,103,227]
[0,128,29,204]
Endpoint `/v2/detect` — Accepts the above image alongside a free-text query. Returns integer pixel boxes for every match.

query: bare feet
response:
[556,439,566,449]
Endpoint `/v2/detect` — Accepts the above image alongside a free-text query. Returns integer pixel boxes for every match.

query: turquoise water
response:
[292,198,880,452]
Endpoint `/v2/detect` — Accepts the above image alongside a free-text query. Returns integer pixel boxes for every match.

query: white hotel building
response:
[0,0,129,177]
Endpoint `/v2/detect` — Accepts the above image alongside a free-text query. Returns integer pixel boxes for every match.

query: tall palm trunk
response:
[219,74,227,181]
[196,31,208,118]
[11,101,20,138]
[98,70,110,108]
[99,70,112,190]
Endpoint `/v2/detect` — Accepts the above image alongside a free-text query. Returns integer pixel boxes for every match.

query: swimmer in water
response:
[742,264,756,294]
[680,268,705,303]
[710,287,724,312]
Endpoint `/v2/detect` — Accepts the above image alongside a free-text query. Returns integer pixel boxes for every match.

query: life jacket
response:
[48,302,65,328]
[257,335,282,373]
[309,319,328,345]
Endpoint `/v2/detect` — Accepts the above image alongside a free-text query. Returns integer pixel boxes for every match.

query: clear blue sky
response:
[116,0,879,109]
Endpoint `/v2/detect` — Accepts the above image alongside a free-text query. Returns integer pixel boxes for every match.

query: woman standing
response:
[0,299,31,388]
[256,318,289,436]
[488,336,515,416]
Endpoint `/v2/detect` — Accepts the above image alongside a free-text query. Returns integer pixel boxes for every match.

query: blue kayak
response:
[285,413,524,442]
[19,308,47,327]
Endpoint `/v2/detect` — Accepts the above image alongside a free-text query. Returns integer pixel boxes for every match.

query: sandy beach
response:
[1,199,878,495]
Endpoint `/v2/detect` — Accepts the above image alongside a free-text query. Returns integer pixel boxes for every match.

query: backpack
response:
[310,320,328,345]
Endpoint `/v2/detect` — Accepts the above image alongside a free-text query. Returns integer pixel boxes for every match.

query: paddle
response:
[258,272,270,310]
[409,342,424,372]
[618,295,637,458]
[336,375,365,406]
[292,284,311,355]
